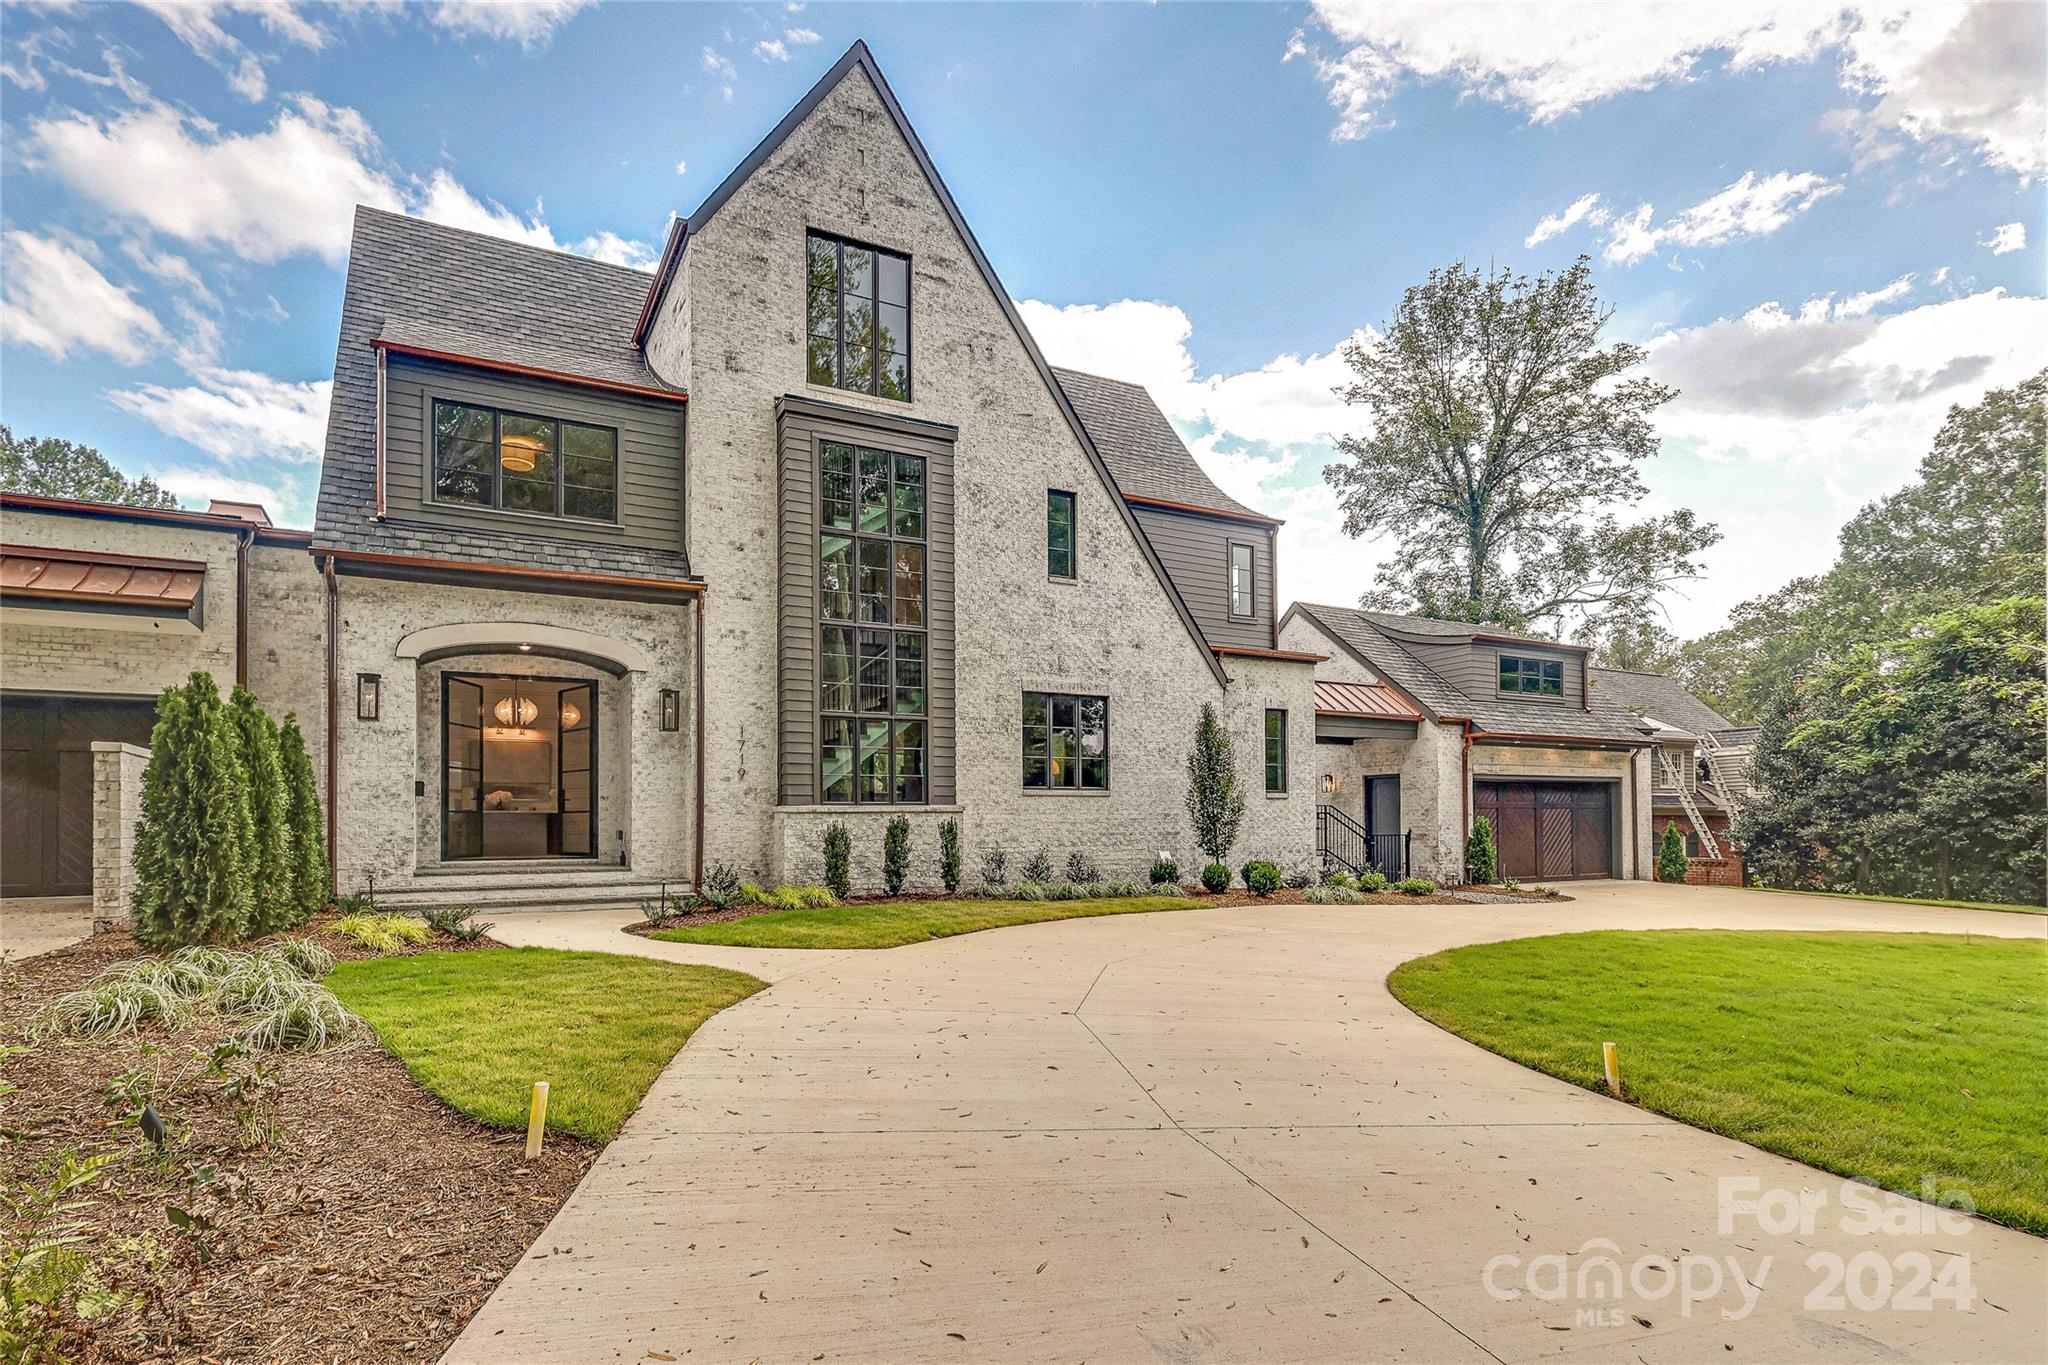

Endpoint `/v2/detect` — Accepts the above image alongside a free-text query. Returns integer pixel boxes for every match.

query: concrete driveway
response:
[451,884,2045,1364]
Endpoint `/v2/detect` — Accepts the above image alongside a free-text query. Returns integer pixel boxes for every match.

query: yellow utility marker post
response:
[1601,1042,1623,1098]
[526,1081,551,1158]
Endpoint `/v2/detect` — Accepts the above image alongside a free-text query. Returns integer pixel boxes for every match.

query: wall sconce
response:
[659,688,680,732]
[356,673,381,721]
[1320,772,1341,796]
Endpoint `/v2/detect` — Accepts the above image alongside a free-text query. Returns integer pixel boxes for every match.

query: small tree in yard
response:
[882,816,911,895]
[133,673,256,947]
[278,714,327,923]
[822,822,852,900]
[228,687,292,934]
[937,817,962,894]
[1184,704,1244,867]
[1464,815,1498,885]
[1657,825,1690,883]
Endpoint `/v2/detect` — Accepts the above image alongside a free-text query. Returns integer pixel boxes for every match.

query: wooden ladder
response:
[1658,747,1721,859]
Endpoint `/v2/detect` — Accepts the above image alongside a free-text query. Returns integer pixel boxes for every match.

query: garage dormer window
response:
[1499,654,1565,698]
[807,232,910,401]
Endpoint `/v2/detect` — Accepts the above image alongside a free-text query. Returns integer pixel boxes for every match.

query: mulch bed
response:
[0,922,596,1364]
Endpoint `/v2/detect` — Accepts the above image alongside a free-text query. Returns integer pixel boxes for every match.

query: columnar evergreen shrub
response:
[1657,824,1690,883]
[277,714,328,924]
[1184,704,1244,866]
[822,822,852,900]
[938,817,962,893]
[229,687,292,934]
[133,673,257,947]
[1464,815,1498,885]
[882,815,911,895]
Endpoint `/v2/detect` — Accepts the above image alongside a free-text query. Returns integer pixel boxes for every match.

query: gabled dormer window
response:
[433,400,617,522]
[1499,654,1565,698]
[807,232,910,401]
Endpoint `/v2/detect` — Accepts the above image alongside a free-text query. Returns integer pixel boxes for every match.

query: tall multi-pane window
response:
[1264,709,1287,793]
[1229,543,1255,618]
[1046,490,1076,579]
[806,232,910,401]
[1022,692,1108,791]
[820,441,927,803]
[432,400,617,522]
[1498,655,1564,697]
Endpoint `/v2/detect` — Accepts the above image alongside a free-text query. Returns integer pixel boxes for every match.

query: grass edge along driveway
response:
[651,894,1198,949]
[330,947,766,1141]
[1388,929,2048,1236]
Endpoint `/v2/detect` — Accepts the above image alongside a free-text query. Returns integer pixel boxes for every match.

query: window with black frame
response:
[819,441,927,803]
[806,232,910,401]
[1047,489,1076,579]
[1022,691,1108,791]
[432,399,617,522]
[1264,708,1287,793]
[1498,654,1565,697]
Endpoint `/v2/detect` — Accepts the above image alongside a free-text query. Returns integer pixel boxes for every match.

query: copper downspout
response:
[1460,721,1474,843]
[234,525,254,688]
[323,553,340,897]
[692,592,707,890]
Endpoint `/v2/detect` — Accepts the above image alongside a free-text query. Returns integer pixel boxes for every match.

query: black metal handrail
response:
[1316,805,1410,879]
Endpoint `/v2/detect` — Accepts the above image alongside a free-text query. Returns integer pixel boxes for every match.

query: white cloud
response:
[1831,273,1915,319]
[1294,2,2044,177]
[673,158,688,176]
[152,467,296,521]
[108,367,332,465]
[785,27,821,44]
[121,240,216,306]
[424,1,595,47]
[25,96,651,269]
[135,1,327,102]
[1603,171,1840,263]
[702,45,736,99]
[1984,221,2027,255]
[754,39,789,63]
[1525,192,1608,247]
[2,231,168,364]
[569,230,657,271]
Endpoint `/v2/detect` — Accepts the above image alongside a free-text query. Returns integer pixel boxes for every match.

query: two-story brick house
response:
[297,41,1320,903]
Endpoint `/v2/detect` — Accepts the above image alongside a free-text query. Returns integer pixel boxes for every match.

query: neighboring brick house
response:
[271,41,1313,904]
[1591,667,1757,886]
[1279,603,1663,883]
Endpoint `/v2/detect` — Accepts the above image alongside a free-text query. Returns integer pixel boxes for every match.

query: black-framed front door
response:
[440,672,598,861]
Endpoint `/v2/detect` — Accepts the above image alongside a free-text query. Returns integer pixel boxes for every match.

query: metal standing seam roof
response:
[0,546,206,608]
[1314,679,1422,720]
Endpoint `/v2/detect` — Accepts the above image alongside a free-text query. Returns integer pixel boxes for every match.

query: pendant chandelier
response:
[499,432,547,474]
[493,695,540,727]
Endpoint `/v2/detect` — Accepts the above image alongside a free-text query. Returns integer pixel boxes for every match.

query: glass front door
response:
[441,673,597,860]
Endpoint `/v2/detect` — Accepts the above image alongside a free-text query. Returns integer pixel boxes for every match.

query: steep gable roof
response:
[1287,602,1655,745]
[1052,368,1273,523]
[657,41,1229,682]
[1592,667,1734,738]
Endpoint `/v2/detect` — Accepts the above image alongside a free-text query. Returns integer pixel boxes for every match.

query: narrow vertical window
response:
[1229,543,1255,618]
[806,231,911,400]
[1265,708,1287,793]
[1047,489,1076,579]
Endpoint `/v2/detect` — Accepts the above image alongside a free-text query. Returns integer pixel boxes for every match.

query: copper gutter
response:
[323,553,339,897]
[0,492,311,544]
[322,548,704,596]
[1122,492,1284,527]
[370,339,689,405]
[692,593,707,890]
[1212,644,1325,663]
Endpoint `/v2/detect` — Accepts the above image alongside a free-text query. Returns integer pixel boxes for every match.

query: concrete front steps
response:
[371,862,687,912]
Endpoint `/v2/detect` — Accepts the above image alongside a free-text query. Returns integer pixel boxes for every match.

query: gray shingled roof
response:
[312,207,692,581]
[1591,667,1734,738]
[1053,367,1267,521]
[1358,609,1581,650]
[1294,603,1657,744]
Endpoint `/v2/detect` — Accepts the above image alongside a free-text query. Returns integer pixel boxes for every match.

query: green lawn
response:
[651,895,1198,949]
[329,948,765,1141]
[1745,886,2047,916]
[1388,930,2048,1236]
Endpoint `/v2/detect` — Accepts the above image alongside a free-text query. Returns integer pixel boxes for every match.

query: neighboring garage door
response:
[1474,780,1614,881]
[1,695,157,898]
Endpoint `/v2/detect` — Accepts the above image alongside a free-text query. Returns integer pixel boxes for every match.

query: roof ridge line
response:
[352,204,660,281]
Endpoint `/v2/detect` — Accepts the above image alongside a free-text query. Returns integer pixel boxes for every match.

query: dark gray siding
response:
[382,354,686,554]
[1407,637,1585,708]
[1130,505,1273,651]
[775,397,956,806]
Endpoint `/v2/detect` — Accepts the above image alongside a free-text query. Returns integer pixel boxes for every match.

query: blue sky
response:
[3,1,2042,635]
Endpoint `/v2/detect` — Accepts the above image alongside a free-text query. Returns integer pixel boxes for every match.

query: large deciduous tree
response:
[1324,257,1715,636]
[0,426,178,508]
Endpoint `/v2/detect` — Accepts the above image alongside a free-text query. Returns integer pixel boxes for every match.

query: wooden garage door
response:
[1473,781,1614,881]
[1,695,156,898]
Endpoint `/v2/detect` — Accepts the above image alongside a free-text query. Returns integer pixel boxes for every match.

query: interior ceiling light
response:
[560,702,581,729]
[494,696,541,727]
[500,433,546,474]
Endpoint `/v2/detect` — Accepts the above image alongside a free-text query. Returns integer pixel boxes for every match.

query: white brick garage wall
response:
[328,573,695,895]
[653,63,1314,885]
